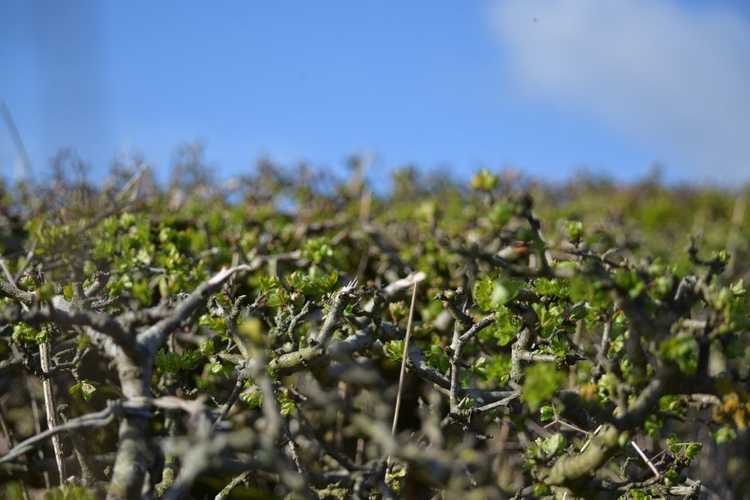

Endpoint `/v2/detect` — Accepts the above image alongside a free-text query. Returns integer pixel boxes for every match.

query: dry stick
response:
[0,259,65,484]
[39,340,65,484]
[630,441,660,479]
[2,267,66,485]
[387,280,419,469]
[0,258,16,288]
[215,471,251,500]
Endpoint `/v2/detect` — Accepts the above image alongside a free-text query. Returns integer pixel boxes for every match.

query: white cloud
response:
[490,0,750,181]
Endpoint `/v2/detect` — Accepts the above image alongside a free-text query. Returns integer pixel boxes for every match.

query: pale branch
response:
[630,441,660,479]
[404,343,515,405]
[0,403,118,465]
[315,279,359,348]
[448,313,496,412]
[457,313,497,344]
[382,271,426,299]
[614,377,666,430]
[515,352,558,363]
[545,371,719,488]
[470,391,520,415]
[137,265,253,358]
[118,305,171,330]
[542,424,620,486]
[0,273,36,303]
[0,297,137,358]
[39,340,65,484]
[83,271,110,298]
[214,470,251,500]
[362,271,425,314]
[440,291,472,331]
[161,430,260,500]
[0,257,17,287]
[268,323,515,408]
[510,327,534,383]
[389,281,418,467]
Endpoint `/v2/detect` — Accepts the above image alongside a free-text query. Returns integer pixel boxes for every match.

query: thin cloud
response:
[490,0,750,181]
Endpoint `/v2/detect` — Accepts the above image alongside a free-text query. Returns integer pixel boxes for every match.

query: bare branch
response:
[0,403,118,465]
[137,265,253,358]
[315,280,359,348]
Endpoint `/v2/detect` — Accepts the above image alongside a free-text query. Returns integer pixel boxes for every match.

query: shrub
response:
[0,159,749,498]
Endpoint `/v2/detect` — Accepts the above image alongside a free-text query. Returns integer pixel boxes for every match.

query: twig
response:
[0,403,116,465]
[630,441,660,479]
[212,378,244,433]
[470,392,520,415]
[447,311,497,413]
[57,408,97,486]
[137,265,255,357]
[315,279,358,348]
[0,258,15,285]
[39,340,65,484]
[382,271,426,299]
[387,279,419,468]
[0,261,66,483]
[215,470,250,500]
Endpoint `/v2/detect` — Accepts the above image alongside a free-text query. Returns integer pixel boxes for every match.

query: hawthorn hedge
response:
[0,158,749,499]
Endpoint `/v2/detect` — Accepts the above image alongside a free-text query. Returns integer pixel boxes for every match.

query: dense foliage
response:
[1,154,749,499]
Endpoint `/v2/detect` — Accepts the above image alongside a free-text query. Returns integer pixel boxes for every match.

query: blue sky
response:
[2,1,750,186]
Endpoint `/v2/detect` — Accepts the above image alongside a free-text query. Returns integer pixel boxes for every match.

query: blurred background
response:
[1,0,749,187]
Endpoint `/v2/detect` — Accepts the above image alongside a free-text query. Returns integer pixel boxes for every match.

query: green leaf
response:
[69,380,97,401]
[644,414,663,437]
[541,433,566,456]
[473,277,521,312]
[522,363,564,411]
[714,426,737,444]
[531,302,565,338]
[563,220,583,243]
[12,323,49,345]
[278,390,296,416]
[286,269,339,298]
[155,350,202,373]
[533,278,568,298]
[208,360,226,375]
[730,279,746,296]
[480,306,520,346]
[383,340,404,361]
[659,334,698,375]
[239,385,263,408]
[425,344,450,373]
[484,355,512,384]
[470,169,498,191]
[539,404,555,422]
[198,314,227,335]
[303,237,335,265]
[488,202,513,228]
